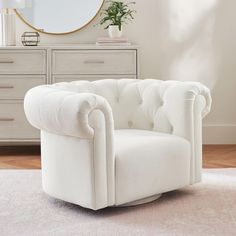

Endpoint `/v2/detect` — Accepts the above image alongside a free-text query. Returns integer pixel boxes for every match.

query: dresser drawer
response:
[0,102,39,139]
[52,50,136,75]
[0,75,46,99]
[53,75,137,83]
[0,50,46,74]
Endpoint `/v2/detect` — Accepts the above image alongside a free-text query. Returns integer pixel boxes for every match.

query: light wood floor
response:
[0,145,235,169]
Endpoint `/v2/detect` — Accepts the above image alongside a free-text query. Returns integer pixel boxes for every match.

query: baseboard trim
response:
[203,124,236,144]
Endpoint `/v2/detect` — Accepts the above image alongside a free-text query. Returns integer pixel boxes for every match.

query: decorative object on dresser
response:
[0,45,138,144]
[96,37,131,46]
[24,79,212,210]
[0,0,26,46]
[99,1,136,38]
[21,32,40,46]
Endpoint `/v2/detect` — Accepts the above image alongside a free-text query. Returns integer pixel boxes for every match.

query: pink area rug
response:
[0,169,236,236]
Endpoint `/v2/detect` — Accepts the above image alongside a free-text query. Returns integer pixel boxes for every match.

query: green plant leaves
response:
[99,1,136,30]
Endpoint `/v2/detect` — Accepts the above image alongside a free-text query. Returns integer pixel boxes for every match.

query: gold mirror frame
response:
[15,0,104,35]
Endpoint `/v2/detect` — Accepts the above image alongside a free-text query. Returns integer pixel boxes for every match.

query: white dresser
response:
[0,45,138,144]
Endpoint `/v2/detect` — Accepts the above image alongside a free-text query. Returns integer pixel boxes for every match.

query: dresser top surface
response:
[0,44,138,50]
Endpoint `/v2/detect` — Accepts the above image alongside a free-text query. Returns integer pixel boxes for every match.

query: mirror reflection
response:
[17,0,104,34]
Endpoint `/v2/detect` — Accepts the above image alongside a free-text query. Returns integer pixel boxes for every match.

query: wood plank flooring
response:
[0,145,235,169]
[0,146,41,169]
[203,145,236,168]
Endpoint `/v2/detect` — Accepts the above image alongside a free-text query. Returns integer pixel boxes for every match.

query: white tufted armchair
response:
[24,79,211,210]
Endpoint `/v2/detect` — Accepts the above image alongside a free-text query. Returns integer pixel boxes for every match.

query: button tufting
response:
[160,100,164,106]
[128,121,133,127]
[170,126,174,133]
[139,99,143,105]
[116,97,119,102]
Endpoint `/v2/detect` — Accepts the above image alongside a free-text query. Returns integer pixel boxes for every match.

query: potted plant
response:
[99,1,136,38]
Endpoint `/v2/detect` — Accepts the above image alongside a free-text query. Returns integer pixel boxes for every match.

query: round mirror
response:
[16,0,104,35]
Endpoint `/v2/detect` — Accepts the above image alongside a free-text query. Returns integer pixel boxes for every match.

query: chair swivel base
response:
[117,194,162,207]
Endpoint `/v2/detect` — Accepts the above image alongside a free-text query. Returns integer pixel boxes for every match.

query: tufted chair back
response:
[53,79,172,133]
[52,79,211,137]
[94,79,171,132]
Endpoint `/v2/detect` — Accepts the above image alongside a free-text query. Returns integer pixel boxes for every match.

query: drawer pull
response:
[0,60,14,64]
[0,118,15,121]
[0,85,14,89]
[84,60,105,64]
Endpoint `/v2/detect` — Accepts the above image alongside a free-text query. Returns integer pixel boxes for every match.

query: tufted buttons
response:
[116,97,119,103]
[139,99,143,105]
[128,120,133,128]
[170,126,174,133]
[159,100,164,106]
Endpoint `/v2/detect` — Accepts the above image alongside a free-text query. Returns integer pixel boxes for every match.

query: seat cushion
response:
[114,129,191,205]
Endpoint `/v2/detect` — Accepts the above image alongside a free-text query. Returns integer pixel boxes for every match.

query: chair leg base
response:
[117,194,162,207]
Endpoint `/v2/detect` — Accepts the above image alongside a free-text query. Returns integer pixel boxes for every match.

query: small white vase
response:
[108,25,122,38]
[1,13,16,46]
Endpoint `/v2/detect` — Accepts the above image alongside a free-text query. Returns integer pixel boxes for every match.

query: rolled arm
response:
[24,85,114,139]
[161,81,212,184]
[162,81,212,139]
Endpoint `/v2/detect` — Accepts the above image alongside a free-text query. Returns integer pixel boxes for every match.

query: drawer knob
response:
[0,60,14,64]
[84,60,105,64]
[0,118,15,121]
[0,85,14,89]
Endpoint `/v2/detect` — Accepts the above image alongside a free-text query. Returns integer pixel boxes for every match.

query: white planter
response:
[108,25,122,38]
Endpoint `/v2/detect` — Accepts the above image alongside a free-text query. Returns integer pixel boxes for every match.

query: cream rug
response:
[0,169,236,236]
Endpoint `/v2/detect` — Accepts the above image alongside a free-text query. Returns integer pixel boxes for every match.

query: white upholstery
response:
[115,129,191,205]
[24,79,211,210]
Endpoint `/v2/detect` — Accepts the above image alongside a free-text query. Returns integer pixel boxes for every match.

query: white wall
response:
[15,0,236,144]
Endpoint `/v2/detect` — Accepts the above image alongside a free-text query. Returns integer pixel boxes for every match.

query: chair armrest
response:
[24,85,114,139]
[163,81,211,139]
[162,81,212,184]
